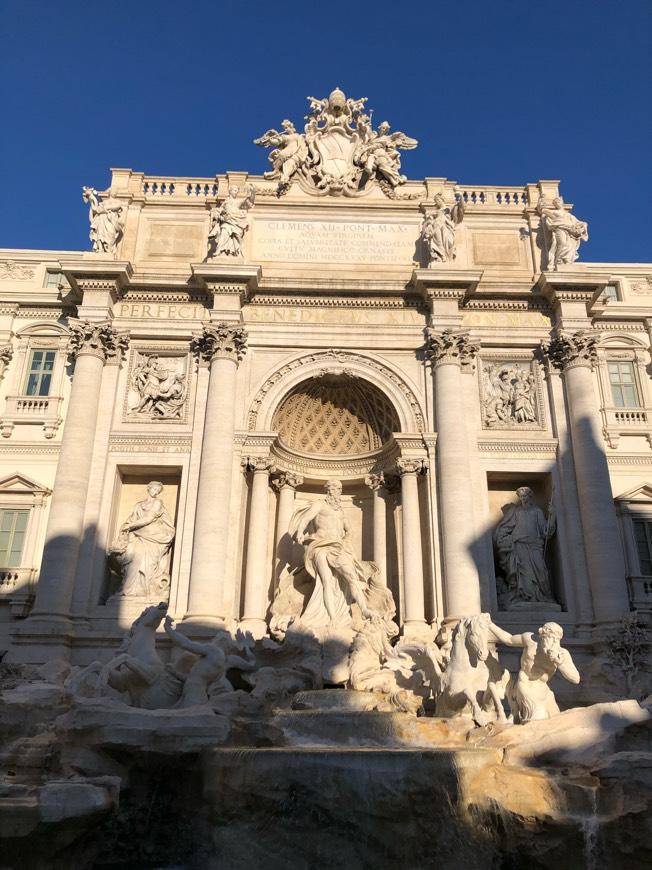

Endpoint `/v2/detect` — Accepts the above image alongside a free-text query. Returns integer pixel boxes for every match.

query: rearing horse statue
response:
[431,613,509,726]
[67,602,183,708]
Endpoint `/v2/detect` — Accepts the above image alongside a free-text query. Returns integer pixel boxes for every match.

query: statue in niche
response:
[207,184,255,258]
[537,195,588,270]
[482,363,537,427]
[420,192,465,264]
[493,486,557,609]
[130,354,187,419]
[110,481,176,599]
[82,186,125,255]
[289,479,383,629]
[487,621,580,722]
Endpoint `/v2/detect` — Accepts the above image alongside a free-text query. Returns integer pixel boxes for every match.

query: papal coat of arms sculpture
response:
[254,87,417,197]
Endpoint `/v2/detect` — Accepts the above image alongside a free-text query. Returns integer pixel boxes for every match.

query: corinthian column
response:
[365,473,387,585]
[241,457,276,637]
[31,320,129,621]
[543,330,630,620]
[397,458,427,631]
[185,323,248,624]
[272,471,303,583]
[425,328,482,618]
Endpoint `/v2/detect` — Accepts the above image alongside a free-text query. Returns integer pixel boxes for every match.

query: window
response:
[44,271,70,289]
[608,361,639,408]
[24,350,56,396]
[0,509,29,568]
[633,519,652,575]
[599,284,619,303]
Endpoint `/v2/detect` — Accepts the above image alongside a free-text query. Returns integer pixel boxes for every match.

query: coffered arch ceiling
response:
[272,375,400,456]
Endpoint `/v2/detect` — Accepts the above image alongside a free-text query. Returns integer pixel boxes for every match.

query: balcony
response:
[601,405,652,449]
[0,567,37,617]
[0,394,63,439]
[627,575,652,613]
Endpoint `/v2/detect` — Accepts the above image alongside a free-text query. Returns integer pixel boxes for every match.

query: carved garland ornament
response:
[247,350,425,432]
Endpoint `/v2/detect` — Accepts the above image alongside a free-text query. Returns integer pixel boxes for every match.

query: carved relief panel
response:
[479,354,545,431]
[124,347,190,424]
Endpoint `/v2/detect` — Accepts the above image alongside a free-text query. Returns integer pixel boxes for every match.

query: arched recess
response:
[247,350,425,435]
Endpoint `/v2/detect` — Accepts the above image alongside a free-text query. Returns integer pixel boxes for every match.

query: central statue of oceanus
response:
[289,479,385,628]
[254,88,417,198]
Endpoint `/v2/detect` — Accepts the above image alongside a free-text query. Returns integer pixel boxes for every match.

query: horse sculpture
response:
[429,613,509,726]
[67,602,183,708]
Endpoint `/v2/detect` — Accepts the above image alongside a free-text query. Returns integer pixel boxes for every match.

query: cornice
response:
[249,294,424,311]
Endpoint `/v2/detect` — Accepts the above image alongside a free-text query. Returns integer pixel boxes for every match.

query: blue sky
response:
[2,0,650,261]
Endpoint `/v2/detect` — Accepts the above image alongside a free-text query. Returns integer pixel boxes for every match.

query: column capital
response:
[0,343,13,369]
[242,455,276,474]
[541,329,598,371]
[364,472,385,492]
[424,327,479,368]
[68,318,129,363]
[192,322,248,365]
[396,458,427,477]
[271,471,304,492]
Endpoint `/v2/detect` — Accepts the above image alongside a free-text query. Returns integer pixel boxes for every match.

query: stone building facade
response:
[0,90,650,681]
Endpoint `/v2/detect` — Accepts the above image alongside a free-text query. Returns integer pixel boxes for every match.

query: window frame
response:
[607,360,641,409]
[23,348,57,397]
[0,473,51,615]
[596,335,652,449]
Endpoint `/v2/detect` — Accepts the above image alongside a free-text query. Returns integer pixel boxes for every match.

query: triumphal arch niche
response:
[1,86,651,686]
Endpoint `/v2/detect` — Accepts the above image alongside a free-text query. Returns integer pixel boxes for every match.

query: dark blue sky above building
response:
[2,0,650,261]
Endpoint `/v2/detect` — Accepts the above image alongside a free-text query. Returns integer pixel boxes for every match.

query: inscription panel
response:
[472,232,522,266]
[252,218,419,265]
[142,221,205,260]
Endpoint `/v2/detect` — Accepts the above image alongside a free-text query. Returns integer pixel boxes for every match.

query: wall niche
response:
[102,467,181,604]
[487,472,563,613]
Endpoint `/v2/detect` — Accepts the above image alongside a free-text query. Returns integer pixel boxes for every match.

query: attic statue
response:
[207,184,255,258]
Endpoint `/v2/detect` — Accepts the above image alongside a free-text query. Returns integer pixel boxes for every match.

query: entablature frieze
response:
[476,437,558,457]
[108,433,192,454]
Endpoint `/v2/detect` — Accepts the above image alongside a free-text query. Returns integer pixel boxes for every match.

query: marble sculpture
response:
[109,481,176,599]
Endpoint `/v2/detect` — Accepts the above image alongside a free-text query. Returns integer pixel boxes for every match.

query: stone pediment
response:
[615,483,652,504]
[0,472,51,495]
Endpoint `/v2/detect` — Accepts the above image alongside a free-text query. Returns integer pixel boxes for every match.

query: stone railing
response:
[457,185,530,208]
[0,395,63,439]
[613,409,648,425]
[0,567,37,593]
[627,575,652,612]
[140,176,219,200]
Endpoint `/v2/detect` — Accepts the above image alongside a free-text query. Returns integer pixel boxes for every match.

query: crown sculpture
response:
[254,87,417,198]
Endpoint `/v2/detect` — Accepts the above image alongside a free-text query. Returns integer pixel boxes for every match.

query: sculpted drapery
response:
[111,482,176,599]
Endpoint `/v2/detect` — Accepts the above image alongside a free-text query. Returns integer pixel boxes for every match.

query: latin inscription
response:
[244,305,423,325]
[116,303,208,321]
[253,219,419,265]
[462,310,551,328]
